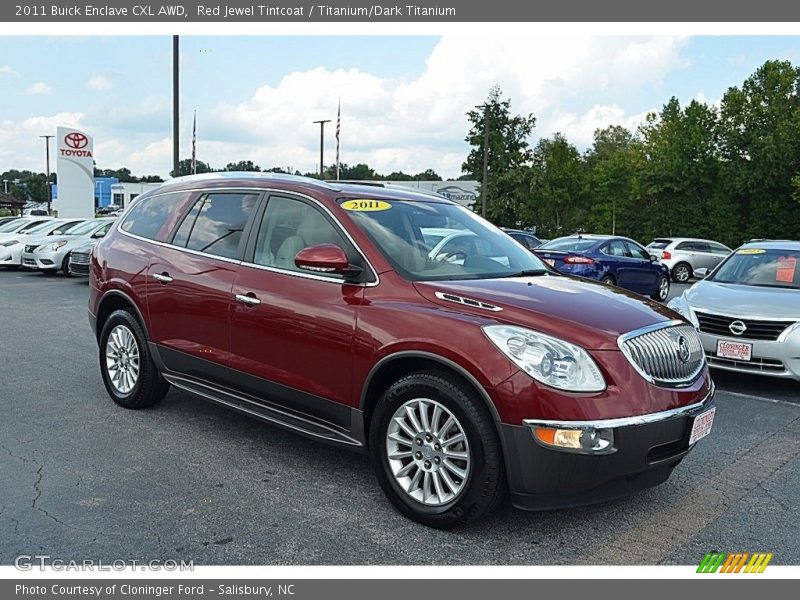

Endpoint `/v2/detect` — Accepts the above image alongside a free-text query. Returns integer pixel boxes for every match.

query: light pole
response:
[475,104,490,219]
[313,119,331,177]
[2,179,7,194]
[173,35,180,177]
[40,134,54,214]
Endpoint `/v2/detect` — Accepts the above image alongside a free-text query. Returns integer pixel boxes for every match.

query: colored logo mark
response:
[697,552,773,573]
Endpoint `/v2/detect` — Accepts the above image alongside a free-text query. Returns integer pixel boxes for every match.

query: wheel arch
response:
[359,351,503,443]
[95,289,148,341]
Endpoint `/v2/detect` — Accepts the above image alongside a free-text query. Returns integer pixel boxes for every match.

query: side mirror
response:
[295,244,361,279]
[694,267,709,279]
[92,230,106,239]
[649,254,658,262]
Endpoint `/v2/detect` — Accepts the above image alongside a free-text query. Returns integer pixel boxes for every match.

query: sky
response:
[0,35,798,179]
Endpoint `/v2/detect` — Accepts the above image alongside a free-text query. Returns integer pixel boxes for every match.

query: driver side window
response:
[253,195,348,277]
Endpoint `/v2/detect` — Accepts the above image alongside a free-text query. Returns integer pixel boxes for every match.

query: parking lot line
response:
[584,416,800,565]
[718,389,800,407]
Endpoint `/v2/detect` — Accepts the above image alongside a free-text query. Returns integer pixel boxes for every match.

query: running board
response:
[162,374,364,448]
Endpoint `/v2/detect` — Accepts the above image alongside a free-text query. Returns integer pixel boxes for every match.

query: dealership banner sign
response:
[56,126,95,219]
[5,0,800,21]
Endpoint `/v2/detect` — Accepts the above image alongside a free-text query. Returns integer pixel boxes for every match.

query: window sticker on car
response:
[737,248,766,255]
[776,256,797,283]
[341,199,392,212]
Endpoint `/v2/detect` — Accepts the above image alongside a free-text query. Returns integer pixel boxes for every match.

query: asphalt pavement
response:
[1,270,798,565]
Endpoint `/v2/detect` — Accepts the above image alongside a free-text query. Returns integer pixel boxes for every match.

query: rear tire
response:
[601,274,616,286]
[369,370,506,529]
[671,262,692,283]
[99,309,170,409]
[62,253,72,276]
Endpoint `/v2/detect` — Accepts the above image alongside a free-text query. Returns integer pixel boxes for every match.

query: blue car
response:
[534,234,671,301]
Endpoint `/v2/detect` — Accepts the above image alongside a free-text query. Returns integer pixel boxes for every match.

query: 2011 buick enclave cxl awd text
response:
[88,173,715,528]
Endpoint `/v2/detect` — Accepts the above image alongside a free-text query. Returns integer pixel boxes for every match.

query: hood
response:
[685,280,800,320]
[414,274,677,350]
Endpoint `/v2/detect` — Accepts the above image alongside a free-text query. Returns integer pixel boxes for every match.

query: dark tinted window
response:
[624,240,650,260]
[509,232,541,250]
[171,199,204,247]
[603,240,628,257]
[182,192,258,259]
[648,239,673,249]
[120,193,184,240]
[540,237,598,252]
[709,242,731,255]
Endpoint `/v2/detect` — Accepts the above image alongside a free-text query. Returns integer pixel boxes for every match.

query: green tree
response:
[463,86,536,220]
[717,59,800,242]
[171,159,214,177]
[224,160,261,172]
[528,134,587,237]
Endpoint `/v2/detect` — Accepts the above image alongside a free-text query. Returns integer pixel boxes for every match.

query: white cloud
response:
[26,81,52,95]
[203,35,687,176]
[3,35,689,177]
[86,75,113,91]
[0,65,18,76]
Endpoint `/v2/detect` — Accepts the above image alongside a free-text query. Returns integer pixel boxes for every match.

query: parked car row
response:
[0,216,115,275]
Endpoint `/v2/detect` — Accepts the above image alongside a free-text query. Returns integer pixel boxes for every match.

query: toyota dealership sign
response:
[56,126,94,218]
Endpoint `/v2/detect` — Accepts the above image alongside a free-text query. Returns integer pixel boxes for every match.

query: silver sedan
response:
[668,240,800,380]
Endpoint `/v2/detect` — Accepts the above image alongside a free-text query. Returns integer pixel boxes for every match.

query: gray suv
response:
[647,238,731,283]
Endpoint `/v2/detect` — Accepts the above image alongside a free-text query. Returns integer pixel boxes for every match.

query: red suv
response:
[89,173,715,528]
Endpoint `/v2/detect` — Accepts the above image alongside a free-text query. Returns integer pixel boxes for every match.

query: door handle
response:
[235,293,261,306]
[152,272,173,284]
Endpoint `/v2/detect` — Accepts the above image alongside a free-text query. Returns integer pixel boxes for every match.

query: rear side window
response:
[175,192,259,259]
[120,193,186,240]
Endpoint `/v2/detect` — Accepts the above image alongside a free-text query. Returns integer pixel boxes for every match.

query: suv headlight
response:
[483,325,606,392]
[0,240,19,247]
[667,296,699,328]
[39,240,68,253]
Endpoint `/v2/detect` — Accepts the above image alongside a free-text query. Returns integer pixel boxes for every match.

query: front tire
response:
[652,274,670,302]
[99,309,170,409]
[369,371,506,529]
[600,274,616,286]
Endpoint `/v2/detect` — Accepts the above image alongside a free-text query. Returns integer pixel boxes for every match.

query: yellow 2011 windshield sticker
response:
[737,248,766,255]
[341,199,392,212]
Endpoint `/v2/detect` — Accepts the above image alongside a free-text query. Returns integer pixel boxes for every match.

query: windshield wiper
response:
[494,269,548,278]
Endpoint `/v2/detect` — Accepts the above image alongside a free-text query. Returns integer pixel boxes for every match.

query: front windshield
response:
[710,248,800,290]
[340,199,549,281]
[24,220,63,235]
[0,219,25,233]
[66,220,107,236]
[539,237,598,252]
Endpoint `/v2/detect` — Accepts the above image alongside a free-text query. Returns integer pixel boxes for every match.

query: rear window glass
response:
[648,239,672,249]
[120,193,186,241]
[539,237,597,252]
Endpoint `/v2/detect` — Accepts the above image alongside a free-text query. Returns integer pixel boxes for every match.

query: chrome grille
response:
[70,252,90,265]
[695,310,794,341]
[619,322,705,387]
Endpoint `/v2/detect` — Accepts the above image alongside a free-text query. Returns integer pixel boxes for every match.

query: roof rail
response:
[166,171,338,190]
[327,180,386,187]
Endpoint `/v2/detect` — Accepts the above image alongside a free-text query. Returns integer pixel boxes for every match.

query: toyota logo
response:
[677,335,691,363]
[729,320,747,336]
[64,132,88,149]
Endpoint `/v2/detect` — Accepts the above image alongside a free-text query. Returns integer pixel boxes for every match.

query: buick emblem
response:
[677,335,691,363]
[64,132,88,149]
[729,320,747,336]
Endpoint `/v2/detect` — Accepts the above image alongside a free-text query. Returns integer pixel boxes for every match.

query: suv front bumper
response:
[500,384,715,510]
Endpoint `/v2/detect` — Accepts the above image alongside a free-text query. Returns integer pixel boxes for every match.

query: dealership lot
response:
[1,269,798,565]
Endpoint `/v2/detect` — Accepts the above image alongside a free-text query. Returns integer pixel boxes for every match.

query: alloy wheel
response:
[105,324,141,394]
[658,276,670,300]
[385,398,471,506]
[674,265,690,282]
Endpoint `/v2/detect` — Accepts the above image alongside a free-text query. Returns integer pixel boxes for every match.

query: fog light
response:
[533,427,615,454]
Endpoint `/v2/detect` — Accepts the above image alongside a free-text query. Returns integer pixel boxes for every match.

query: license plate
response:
[543,259,555,267]
[717,340,752,361]
[689,407,715,445]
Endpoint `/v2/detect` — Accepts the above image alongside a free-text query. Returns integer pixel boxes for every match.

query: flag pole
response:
[335,98,341,181]
[191,109,197,175]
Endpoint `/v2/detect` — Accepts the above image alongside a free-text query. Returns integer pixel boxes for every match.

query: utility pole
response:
[39,134,54,214]
[476,104,490,219]
[172,35,180,177]
[313,119,331,176]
